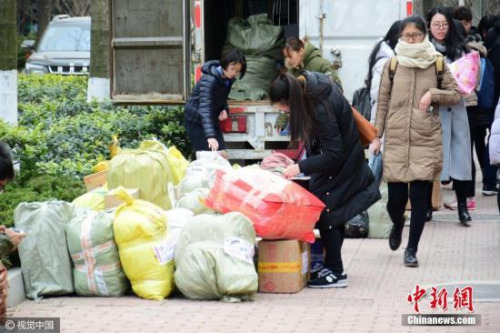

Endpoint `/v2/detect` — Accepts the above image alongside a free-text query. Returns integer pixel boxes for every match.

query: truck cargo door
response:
[110,0,190,103]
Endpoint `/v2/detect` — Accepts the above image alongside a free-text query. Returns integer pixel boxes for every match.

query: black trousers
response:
[184,118,226,151]
[387,181,432,253]
[320,225,345,274]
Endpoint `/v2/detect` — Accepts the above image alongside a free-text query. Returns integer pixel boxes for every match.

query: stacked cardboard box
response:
[257,240,310,293]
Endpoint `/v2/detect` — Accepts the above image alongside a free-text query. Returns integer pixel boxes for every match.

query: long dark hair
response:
[426,6,468,61]
[366,20,401,91]
[453,19,468,41]
[0,142,14,182]
[269,74,316,146]
[478,15,498,41]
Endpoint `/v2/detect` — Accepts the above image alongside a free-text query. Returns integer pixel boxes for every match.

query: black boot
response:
[458,202,471,227]
[404,248,419,267]
[389,221,404,251]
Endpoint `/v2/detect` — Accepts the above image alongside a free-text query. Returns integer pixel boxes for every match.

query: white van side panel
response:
[300,0,408,101]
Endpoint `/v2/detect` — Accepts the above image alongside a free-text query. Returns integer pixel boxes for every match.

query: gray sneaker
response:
[310,262,325,280]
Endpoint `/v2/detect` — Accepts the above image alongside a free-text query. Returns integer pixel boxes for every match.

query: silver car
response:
[25,15,90,75]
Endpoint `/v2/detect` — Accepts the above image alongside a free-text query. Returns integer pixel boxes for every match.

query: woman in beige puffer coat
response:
[371,15,461,268]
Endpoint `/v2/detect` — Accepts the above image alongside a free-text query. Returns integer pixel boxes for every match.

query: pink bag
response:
[204,168,325,243]
[260,153,295,171]
[448,51,480,95]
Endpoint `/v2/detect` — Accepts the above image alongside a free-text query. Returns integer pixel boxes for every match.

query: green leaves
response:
[0,175,86,229]
[2,74,192,181]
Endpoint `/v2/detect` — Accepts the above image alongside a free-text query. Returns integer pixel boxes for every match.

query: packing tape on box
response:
[258,262,301,273]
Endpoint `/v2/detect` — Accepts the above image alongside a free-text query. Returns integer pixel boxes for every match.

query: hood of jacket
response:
[302,42,323,67]
[201,60,224,80]
[302,71,333,100]
[376,41,396,61]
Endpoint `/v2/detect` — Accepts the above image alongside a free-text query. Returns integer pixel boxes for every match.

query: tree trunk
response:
[0,0,18,124]
[87,0,110,102]
[36,0,52,43]
[0,0,17,70]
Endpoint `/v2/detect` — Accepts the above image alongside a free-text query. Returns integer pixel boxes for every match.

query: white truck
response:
[109,0,413,160]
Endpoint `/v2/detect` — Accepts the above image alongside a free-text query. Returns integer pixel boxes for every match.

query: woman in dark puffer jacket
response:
[270,72,381,288]
[184,49,246,152]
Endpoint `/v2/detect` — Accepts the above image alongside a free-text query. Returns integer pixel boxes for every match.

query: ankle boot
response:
[389,220,404,251]
[458,202,471,227]
[404,248,419,267]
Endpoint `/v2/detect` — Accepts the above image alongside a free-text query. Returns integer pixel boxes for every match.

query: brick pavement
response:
[5,186,500,333]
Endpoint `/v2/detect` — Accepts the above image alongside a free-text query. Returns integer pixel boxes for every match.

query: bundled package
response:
[66,210,129,296]
[112,188,174,300]
[108,141,187,210]
[14,201,77,300]
[205,168,325,243]
[174,212,258,302]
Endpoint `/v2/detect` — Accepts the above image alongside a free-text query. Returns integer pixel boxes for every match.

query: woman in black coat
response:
[270,72,381,288]
[184,49,246,152]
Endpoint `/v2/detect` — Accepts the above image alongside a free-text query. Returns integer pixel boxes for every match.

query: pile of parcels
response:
[13,140,327,302]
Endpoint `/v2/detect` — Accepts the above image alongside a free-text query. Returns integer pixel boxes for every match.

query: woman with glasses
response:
[427,7,475,227]
[270,73,381,288]
[184,49,246,153]
[371,15,461,267]
[0,142,14,193]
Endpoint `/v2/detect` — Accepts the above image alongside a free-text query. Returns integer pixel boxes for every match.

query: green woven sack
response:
[66,210,129,296]
[174,212,258,302]
[14,201,77,300]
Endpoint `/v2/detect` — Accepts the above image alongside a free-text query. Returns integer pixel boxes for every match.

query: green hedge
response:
[0,75,192,223]
[1,74,192,182]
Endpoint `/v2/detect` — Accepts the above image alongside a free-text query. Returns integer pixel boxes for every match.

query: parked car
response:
[24,15,90,75]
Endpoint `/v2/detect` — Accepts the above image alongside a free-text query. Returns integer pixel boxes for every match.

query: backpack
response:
[477,57,495,110]
[389,55,444,89]
[345,211,369,238]
[352,86,371,121]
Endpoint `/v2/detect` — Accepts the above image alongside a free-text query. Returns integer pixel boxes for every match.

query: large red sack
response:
[205,168,325,243]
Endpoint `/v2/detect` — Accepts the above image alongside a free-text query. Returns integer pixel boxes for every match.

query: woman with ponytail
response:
[269,72,380,288]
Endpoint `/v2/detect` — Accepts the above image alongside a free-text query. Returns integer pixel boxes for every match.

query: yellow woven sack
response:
[92,161,110,173]
[167,146,188,185]
[112,187,174,300]
[108,140,172,209]
[72,187,108,211]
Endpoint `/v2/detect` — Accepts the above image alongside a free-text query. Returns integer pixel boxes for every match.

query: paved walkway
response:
[5,186,500,333]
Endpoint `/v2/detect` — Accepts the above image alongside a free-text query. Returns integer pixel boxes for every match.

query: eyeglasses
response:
[401,32,423,41]
[431,22,449,30]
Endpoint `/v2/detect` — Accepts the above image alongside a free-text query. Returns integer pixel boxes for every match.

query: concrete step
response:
[7,268,25,308]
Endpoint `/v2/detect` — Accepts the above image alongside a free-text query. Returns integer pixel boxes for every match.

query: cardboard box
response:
[83,170,107,192]
[258,240,310,293]
[104,188,139,209]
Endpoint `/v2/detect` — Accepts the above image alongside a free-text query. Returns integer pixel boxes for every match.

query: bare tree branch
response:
[53,0,91,17]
